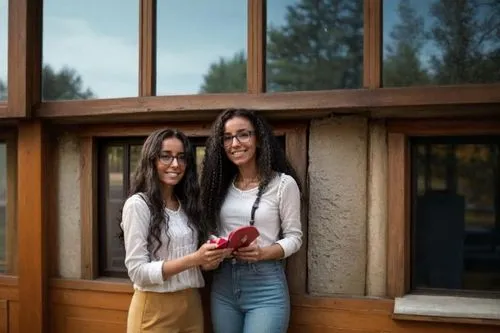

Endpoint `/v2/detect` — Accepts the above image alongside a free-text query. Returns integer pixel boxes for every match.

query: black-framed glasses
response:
[158,154,187,166]
[223,130,255,147]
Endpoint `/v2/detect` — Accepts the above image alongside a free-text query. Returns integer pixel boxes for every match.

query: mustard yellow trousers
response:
[127,288,203,333]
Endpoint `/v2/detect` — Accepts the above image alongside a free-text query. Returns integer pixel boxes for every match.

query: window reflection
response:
[156,1,247,95]
[266,0,364,92]
[0,0,8,100]
[99,138,207,278]
[0,143,7,273]
[42,0,139,100]
[383,0,500,87]
[412,138,500,291]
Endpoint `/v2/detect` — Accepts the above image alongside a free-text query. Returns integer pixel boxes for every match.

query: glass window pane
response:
[266,0,364,92]
[383,0,500,87]
[412,139,500,292]
[0,143,6,273]
[0,0,7,100]
[103,145,126,276]
[42,0,139,100]
[156,1,247,95]
[129,145,142,187]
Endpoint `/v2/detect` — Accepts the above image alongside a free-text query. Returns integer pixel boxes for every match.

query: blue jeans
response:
[210,259,290,333]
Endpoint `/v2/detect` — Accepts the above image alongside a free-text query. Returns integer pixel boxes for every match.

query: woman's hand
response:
[234,240,263,262]
[193,243,232,267]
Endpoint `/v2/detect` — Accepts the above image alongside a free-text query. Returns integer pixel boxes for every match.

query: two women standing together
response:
[120,108,303,333]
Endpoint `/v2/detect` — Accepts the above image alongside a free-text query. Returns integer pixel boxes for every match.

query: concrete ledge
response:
[394,294,500,320]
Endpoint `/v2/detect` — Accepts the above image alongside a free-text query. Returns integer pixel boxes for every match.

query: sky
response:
[0,0,490,99]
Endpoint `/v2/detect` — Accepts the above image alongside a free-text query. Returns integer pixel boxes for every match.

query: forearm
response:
[260,243,285,261]
[161,253,198,280]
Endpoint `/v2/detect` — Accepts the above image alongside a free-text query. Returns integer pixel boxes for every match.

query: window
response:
[156,1,247,95]
[0,135,15,276]
[383,0,500,87]
[0,0,7,100]
[96,134,286,278]
[411,136,500,293]
[97,136,208,278]
[0,142,7,272]
[266,0,364,91]
[42,0,139,100]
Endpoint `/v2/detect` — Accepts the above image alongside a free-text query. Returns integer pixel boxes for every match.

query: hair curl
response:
[200,108,301,233]
[118,128,207,257]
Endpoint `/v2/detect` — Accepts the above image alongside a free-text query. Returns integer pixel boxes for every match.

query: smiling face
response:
[155,137,186,187]
[223,116,258,167]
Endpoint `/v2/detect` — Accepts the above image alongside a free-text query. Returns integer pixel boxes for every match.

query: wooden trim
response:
[285,123,308,295]
[386,119,500,299]
[387,119,500,135]
[80,137,98,279]
[70,121,301,138]
[247,0,265,93]
[50,278,132,294]
[386,132,410,298]
[79,121,309,284]
[7,0,42,118]
[0,275,19,301]
[17,120,47,333]
[0,300,7,333]
[6,131,17,275]
[363,0,381,88]
[139,0,156,96]
[34,84,500,121]
[0,105,8,118]
[46,130,59,277]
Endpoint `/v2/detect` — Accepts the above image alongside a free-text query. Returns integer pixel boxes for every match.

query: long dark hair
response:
[119,128,207,257]
[200,108,301,233]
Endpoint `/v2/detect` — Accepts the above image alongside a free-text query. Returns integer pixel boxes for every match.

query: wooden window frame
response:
[386,118,500,298]
[77,121,309,295]
[0,129,17,276]
[1,0,496,122]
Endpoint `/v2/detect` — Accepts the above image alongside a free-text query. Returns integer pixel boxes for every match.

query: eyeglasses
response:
[158,154,187,166]
[223,130,255,147]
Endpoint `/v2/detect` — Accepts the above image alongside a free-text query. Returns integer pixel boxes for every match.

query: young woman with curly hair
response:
[200,109,303,333]
[119,128,231,333]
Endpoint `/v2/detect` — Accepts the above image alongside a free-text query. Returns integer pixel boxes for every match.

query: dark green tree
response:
[200,0,364,93]
[383,0,431,86]
[429,0,500,84]
[0,64,94,100]
[42,64,94,100]
[267,0,363,91]
[199,51,247,93]
[0,80,6,100]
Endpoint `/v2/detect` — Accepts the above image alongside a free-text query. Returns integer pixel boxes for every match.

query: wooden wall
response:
[35,279,499,333]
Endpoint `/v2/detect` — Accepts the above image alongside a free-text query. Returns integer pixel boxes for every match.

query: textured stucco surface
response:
[57,132,81,278]
[308,116,368,295]
[365,121,387,297]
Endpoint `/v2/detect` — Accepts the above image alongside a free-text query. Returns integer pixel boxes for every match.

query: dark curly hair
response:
[200,108,301,233]
[118,128,207,257]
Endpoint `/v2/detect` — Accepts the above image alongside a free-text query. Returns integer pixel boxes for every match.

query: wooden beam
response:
[80,137,98,279]
[17,120,47,333]
[386,132,410,298]
[139,0,156,96]
[363,0,382,88]
[34,84,500,121]
[7,0,42,118]
[247,0,265,93]
[285,124,309,295]
[0,105,8,118]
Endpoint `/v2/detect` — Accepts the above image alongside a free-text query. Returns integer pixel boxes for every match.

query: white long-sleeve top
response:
[120,194,204,292]
[219,173,302,258]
